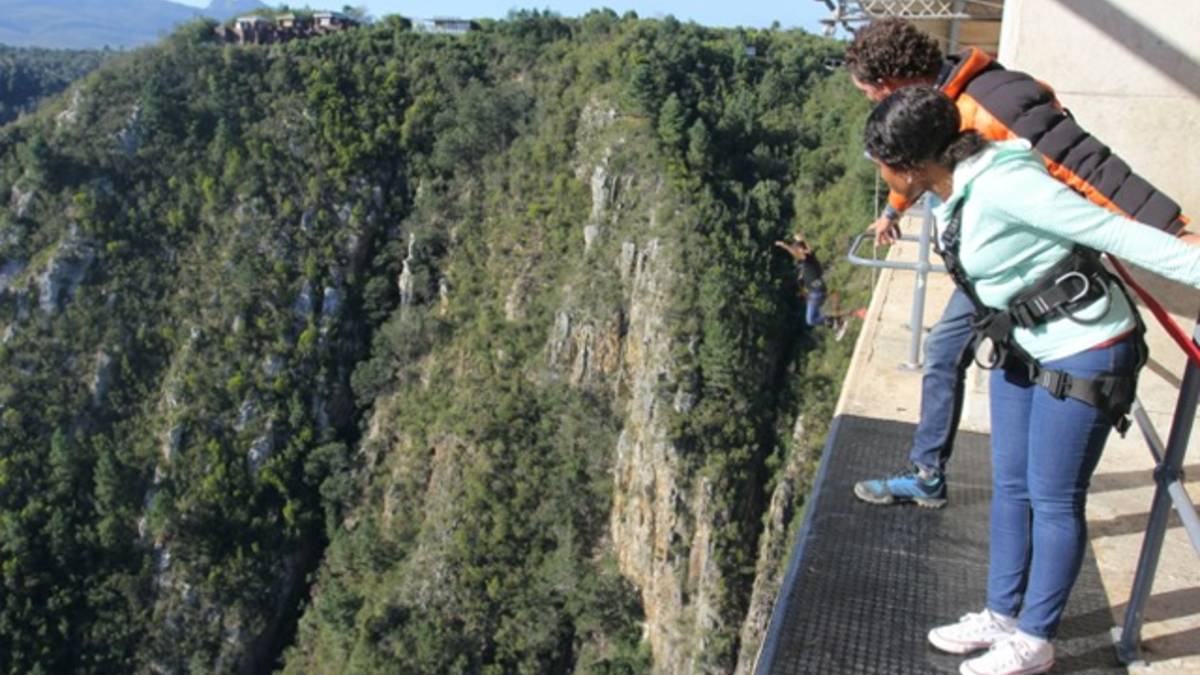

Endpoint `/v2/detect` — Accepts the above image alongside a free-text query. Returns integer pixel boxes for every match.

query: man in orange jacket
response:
[844,18,1193,508]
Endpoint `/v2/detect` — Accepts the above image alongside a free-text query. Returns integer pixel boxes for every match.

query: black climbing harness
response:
[937,202,1147,434]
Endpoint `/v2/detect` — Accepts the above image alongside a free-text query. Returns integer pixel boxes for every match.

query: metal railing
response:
[846,199,945,369]
[845,201,1200,667]
[1115,325,1200,666]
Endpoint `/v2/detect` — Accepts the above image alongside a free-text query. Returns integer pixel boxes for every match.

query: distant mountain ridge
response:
[0,0,268,50]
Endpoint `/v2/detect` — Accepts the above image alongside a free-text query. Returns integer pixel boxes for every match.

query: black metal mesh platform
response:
[757,415,1124,674]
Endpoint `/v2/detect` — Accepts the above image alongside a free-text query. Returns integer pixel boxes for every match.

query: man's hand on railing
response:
[870,213,901,246]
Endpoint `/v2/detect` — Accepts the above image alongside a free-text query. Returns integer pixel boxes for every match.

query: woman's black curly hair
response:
[864,86,986,169]
[845,18,943,84]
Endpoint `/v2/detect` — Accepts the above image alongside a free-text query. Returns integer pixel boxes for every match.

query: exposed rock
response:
[161,425,183,463]
[582,150,620,254]
[161,374,183,411]
[590,158,613,223]
[37,226,96,315]
[609,235,694,668]
[588,159,614,252]
[10,184,35,219]
[91,351,115,403]
[234,198,264,224]
[505,269,535,322]
[438,277,450,315]
[549,311,571,365]
[56,88,83,129]
[672,384,696,414]
[0,259,25,294]
[548,310,624,386]
[398,233,417,308]
[247,424,275,472]
[137,511,151,541]
[262,355,284,377]
[685,476,724,661]
[619,240,638,282]
[311,392,330,432]
[155,544,172,578]
[115,104,143,155]
[236,398,257,432]
[320,286,343,319]
[345,230,371,273]
[583,224,601,252]
[580,97,618,134]
[292,280,314,318]
[336,202,352,227]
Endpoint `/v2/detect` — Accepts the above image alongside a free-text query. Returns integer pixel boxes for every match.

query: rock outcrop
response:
[36,224,95,315]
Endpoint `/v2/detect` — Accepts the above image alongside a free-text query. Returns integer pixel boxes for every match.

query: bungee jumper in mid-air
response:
[774,232,849,341]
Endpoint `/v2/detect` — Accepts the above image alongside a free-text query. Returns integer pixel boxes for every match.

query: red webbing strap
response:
[1107,255,1200,367]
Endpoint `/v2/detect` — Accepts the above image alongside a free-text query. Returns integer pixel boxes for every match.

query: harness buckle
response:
[1038,370,1072,399]
[974,337,1005,370]
[1010,303,1037,329]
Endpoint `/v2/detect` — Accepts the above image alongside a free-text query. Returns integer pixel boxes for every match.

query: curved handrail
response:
[846,231,947,273]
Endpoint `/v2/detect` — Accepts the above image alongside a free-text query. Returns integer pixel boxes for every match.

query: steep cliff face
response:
[0,14,873,675]
[556,123,710,669]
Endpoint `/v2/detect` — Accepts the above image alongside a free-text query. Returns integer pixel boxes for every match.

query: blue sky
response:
[175,0,830,31]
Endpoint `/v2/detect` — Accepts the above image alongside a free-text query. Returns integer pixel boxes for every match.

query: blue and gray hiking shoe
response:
[854,467,947,508]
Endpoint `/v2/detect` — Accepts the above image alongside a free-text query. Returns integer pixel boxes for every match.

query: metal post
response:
[904,200,935,369]
[1131,399,1200,554]
[1114,319,1200,665]
[948,0,965,52]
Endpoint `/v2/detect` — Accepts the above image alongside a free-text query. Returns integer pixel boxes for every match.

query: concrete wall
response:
[998,0,1200,218]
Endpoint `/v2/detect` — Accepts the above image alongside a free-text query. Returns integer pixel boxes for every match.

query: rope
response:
[1107,255,1200,368]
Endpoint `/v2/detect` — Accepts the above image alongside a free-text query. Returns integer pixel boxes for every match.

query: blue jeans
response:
[909,289,976,473]
[985,335,1139,639]
[806,288,828,327]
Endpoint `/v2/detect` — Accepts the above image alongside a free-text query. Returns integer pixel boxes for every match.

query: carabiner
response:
[1059,272,1111,325]
[1054,271,1092,304]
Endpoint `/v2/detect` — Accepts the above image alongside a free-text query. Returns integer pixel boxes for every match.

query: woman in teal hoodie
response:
[863,86,1200,675]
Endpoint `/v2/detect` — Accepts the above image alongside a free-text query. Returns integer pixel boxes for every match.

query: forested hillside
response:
[0,12,874,674]
[0,46,111,125]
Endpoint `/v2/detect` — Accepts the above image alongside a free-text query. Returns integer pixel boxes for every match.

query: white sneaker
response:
[928,609,1017,654]
[959,632,1054,675]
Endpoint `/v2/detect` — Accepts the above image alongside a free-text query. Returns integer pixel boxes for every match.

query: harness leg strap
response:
[1035,368,1137,434]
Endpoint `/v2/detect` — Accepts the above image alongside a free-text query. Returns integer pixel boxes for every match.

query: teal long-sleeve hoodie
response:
[931,140,1200,362]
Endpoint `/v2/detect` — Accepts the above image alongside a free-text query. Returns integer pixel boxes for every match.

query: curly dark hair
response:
[844,18,943,84]
[864,86,986,169]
